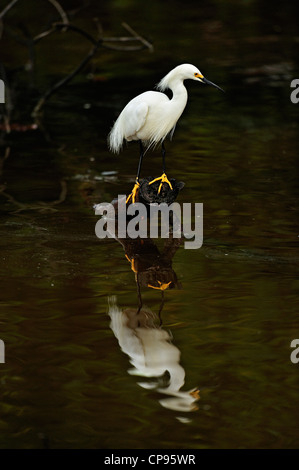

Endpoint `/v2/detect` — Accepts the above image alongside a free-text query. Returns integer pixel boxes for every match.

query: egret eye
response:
[194,72,203,78]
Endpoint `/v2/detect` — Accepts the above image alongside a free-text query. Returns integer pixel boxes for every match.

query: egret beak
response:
[202,77,224,92]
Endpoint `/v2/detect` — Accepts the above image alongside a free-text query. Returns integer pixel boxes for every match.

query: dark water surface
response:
[0,0,299,449]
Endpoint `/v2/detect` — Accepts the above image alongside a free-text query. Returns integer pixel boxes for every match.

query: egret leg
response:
[136,140,144,181]
[126,141,144,204]
[162,141,166,174]
[148,142,173,194]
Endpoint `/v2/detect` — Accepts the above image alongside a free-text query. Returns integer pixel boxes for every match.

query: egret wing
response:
[124,100,149,140]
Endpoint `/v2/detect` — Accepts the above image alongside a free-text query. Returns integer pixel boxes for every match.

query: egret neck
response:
[168,78,188,114]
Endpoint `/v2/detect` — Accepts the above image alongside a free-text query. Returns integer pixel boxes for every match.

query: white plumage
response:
[108,64,223,202]
[108,63,206,153]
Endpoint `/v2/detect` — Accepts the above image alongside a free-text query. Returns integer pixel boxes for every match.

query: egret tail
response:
[108,117,124,153]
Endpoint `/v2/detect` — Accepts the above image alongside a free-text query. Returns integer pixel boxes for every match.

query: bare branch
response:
[52,179,67,205]
[32,40,101,116]
[0,0,19,21]
[34,22,153,52]
[102,36,143,42]
[1,10,153,124]
[33,26,56,43]
[93,17,103,40]
[46,0,69,25]
[122,22,153,53]
[0,146,11,176]
[33,21,98,45]
[101,43,149,52]
[67,0,90,18]
[0,178,67,212]
[31,0,70,42]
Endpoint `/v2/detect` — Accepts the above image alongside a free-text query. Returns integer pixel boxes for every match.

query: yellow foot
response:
[148,173,173,194]
[147,280,172,291]
[126,180,140,204]
[190,389,200,399]
[125,254,138,273]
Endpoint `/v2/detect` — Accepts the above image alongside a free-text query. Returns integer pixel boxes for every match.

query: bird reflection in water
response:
[106,214,199,416]
[108,296,199,415]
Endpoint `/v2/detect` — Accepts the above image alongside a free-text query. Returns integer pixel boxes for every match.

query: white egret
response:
[108,63,223,203]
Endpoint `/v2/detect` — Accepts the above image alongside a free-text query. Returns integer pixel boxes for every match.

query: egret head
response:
[188,64,224,92]
[193,72,224,92]
[157,63,224,93]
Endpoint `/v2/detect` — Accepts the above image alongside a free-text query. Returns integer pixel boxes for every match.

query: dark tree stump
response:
[138,177,185,205]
